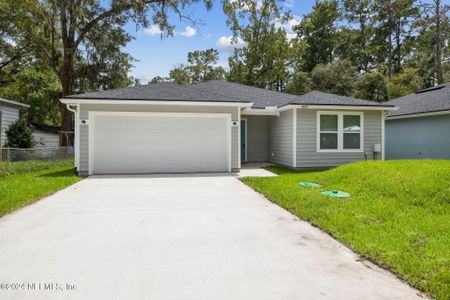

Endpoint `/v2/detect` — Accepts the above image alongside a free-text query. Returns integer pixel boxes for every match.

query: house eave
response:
[0,98,30,108]
[278,104,397,112]
[386,109,450,120]
[60,98,253,108]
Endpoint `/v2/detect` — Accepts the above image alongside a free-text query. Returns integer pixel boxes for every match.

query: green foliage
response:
[284,71,313,95]
[186,49,226,83]
[169,66,191,84]
[311,60,355,96]
[293,0,341,72]
[241,160,450,300]
[5,119,34,148]
[387,68,423,99]
[354,72,388,102]
[223,0,291,89]
[0,64,61,125]
[169,49,225,84]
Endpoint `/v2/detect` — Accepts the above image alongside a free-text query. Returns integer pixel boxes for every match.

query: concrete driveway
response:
[0,174,424,300]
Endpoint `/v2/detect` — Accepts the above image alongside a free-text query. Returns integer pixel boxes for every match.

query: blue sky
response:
[124,0,317,83]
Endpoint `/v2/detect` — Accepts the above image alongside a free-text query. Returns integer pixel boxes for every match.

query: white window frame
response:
[316,111,364,153]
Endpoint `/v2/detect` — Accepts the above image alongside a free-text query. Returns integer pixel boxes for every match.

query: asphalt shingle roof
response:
[286,91,393,107]
[386,83,450,118]
[66,80,394,109]
[65,82,248,103]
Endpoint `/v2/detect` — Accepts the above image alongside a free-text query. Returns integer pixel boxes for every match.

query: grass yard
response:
[0,162,81,217]
[241,160,450,300]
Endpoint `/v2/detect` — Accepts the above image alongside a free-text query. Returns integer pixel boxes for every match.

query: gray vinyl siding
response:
[245,116,269,162]
[269,110,293,166]
[78,103,239,173]
[297,109,383,168]
[386,114,450,159]
[0,105,20,146]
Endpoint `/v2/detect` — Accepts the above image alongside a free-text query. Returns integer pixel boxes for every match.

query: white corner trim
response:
[238,107,241,169]
[87,111,232,175]
[316,111,364,153]
[292,108,297,167]
[381,110,385,160]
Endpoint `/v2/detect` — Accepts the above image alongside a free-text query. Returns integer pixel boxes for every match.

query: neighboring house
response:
[29,122,60,148]
[60,80,395,175]
[0,98,29,147]
[385,83,450,160]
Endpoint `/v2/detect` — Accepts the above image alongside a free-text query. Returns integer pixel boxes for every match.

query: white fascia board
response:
[60,98,253,108]
[386,110,450,120]
[241,108,280,116]
[0,98,30,108]
[278,104,397,112]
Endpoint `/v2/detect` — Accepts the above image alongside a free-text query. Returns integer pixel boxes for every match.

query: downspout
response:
[65,104,79,170]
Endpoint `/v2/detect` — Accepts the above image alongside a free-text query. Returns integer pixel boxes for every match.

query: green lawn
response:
[240,160,450,300]
[0,164,82,217]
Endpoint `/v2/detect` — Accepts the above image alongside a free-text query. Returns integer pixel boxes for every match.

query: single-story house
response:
[29,121,61,148]
[0,98,30,147]
[60,80,395,175]
[385,83,450,160]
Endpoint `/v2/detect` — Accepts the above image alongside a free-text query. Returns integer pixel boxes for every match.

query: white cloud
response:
[213,60,230,70]
[144,25,162,36]
[286,33,297,41]
[285,0,294,8]
[216,36,247,50]
[273,15,301,41]
[178,26,197,37]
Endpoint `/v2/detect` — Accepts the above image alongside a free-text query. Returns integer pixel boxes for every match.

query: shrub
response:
[6,119,34,148]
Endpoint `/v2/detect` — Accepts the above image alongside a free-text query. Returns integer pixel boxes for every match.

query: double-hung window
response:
[317,112,363,152]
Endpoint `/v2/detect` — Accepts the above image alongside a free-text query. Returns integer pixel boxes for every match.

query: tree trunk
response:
[387,5,393,78]
[435,0,443,84]
[60,48,74,146]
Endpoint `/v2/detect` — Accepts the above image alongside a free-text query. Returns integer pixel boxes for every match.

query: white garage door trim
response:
[88,111,232,175]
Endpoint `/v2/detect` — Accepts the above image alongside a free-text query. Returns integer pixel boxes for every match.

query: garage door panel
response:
[91,114,229,174]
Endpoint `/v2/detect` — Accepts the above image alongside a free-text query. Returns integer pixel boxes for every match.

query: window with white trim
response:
[317,112,363,152]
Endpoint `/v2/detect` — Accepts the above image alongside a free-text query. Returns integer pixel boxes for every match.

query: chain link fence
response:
[0,147,74,177]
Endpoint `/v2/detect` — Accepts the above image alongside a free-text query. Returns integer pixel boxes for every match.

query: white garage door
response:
[89,112,230,174]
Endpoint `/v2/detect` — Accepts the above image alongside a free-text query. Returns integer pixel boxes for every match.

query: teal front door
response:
[241,119,246,162]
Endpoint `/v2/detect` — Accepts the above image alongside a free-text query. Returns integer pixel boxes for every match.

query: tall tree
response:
[167,49,225,84]
[186,48,226,83]
[311,59,355,96]
[341,0,376,72]
[292,0,341,72]
[373,0,419,77]
[416,0,450,84]
[37,0,212,144]
[223,0,291,89]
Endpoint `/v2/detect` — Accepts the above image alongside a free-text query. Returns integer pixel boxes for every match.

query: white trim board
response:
[292,108,297,167]
[381,110,385,160]
[88,111,232,175]
[61,98,253,108]
[279,104,396,112]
